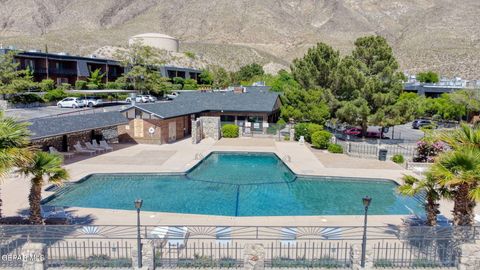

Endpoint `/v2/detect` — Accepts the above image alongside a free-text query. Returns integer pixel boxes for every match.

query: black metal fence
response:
[1,225,478,268]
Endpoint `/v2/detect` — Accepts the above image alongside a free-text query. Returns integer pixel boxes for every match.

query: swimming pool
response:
[45,152,423,216]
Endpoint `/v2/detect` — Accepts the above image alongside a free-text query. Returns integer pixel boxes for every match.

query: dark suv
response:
[412,119,435,129]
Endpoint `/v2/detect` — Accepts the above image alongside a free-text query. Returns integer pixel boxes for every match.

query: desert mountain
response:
[0,0,479,77]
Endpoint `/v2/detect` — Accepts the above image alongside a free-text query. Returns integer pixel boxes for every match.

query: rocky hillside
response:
[0,0,479,77]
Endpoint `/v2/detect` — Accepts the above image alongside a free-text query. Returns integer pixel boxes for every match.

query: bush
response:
[105,82,118,89]
[184,51,196,59]
[43,89,67,102]
[222,124,239,138]
[59,83,71,90]
[294,123,323,142]
[327,144,343,154]
[86,83,98,90]
[75,80,88,90]
[9,94,44,104]
[311,130,332,149]
[39,79,55,91]
[283,135,290,141]
[391,154,405,164]
[183,79,198,90]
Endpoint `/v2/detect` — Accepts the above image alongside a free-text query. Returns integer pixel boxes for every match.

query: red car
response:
[343,127,362,136]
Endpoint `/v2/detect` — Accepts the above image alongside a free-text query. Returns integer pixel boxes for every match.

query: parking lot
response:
[5,103,129,120]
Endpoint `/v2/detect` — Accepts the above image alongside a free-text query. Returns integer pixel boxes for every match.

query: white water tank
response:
[128,33,179,52]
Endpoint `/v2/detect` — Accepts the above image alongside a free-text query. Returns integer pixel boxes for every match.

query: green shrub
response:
[222,124,239,138]
[374,259,395,267]
[105,82,118,89]
[75,80,88,90]
[184,51,196,59]
[294,123,323,142]
[183,79,198,90]
[327,144,343,154]
[86,83,98,90]
[277,118,287,126]
[391,154,405,164]
[59,83,71,90]
[43,89,67,102]
[284,135,290,141]
[311,130,332,149]
[39,79,55,91]
[173,77,185,86]
[9,94,44,104]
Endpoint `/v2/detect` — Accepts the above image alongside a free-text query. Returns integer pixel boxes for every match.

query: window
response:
[220,115,235,122]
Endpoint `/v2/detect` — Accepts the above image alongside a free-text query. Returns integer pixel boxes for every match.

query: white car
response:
[166,92,178,100]
[57,97,85,108]
[126,95,149,103]
[81,96,103,107]
[144,95,157,102]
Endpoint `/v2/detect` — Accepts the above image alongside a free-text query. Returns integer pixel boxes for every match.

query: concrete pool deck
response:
[1,137,454,226]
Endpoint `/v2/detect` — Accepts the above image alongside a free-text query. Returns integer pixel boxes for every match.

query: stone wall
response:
[191,116,221,144]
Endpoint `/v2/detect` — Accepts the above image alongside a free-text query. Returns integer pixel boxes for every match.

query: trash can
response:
[378,149,388,161]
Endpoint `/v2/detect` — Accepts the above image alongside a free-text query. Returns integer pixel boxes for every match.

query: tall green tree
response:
[233,63,264,83]
[19,151,69,224]
[114,42,166,94]
[417,71,440,83]
[291,43,340,89]
[0,51,37,96]
[398,174,449,226]
[87,68,105,87]
[0,111,32,218]
[336,36,405,134]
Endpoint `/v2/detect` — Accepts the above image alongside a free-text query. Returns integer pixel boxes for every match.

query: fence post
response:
[132,240,155,270]
[21,242,47,270]
[351,243,373,270]
[458,242,480,270]
[244,243,265,270]
[289,127,295,142]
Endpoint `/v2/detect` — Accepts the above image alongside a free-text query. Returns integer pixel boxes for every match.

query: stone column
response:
[351,243,373,270]
[244,243,265,270]
[132,241,155,270]
[21,242,46,270]
[289,128,295,142]
[458,243,480,270]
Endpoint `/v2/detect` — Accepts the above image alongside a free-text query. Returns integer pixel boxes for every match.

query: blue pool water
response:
[45,152,423,216]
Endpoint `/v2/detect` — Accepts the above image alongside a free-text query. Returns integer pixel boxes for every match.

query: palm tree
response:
[430,147,480,226]
[0,111,32,218]
[437,123,480,149]
[398,174,449,226]
[19,151,69,224]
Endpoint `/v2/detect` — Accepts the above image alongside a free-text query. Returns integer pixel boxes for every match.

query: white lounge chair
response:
[166,226,189,247]
[92,140,111,152]
[280,227,297,246]
[41,205,72,222]
[73,143,95,156]
[99,140,114,152]
[216,226,232,245]
[49,146,74,159]
[84,142,104,153]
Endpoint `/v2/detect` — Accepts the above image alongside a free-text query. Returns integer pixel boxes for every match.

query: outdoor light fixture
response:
[134,199,143,210]
[361,196,372,268]
[134,199,143,268]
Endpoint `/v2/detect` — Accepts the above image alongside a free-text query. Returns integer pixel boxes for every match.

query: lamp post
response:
[361,196,372,268]
[134,199,143,268]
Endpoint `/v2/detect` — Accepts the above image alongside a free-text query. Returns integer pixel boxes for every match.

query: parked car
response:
[166,92,179,100]
[343,127,362,136]
[57,97,85,108]
[144,95,157,102]
[125,95,149,103]
[412,119,436,129]
[81,96,103,107]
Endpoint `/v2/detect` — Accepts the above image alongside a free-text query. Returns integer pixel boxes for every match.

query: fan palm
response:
[398,174,449,226]
[437,123,480,149]
[19,151,69,224]
[430,147,480,226]
[0,111,32,217]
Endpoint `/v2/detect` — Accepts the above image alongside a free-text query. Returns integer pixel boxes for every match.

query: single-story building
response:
[119,89,282,144]
[28,111,128,151]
